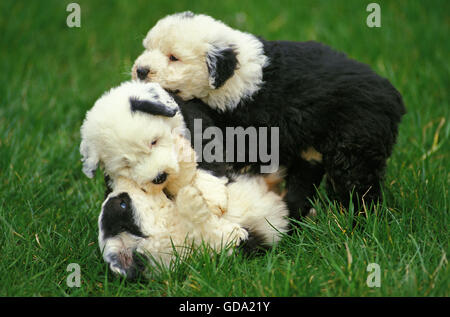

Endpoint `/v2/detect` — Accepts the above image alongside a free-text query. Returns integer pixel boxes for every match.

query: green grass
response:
[0,0,448,296]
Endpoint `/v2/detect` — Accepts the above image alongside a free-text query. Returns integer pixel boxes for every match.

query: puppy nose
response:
[136,67,150,80]
[152,172,167,184]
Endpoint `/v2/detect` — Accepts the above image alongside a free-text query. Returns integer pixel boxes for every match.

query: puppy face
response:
[132,12,268,111]
[132,25,210,100]
[80,81,185,187]
[98,177,174,279]
[132,12,217,101]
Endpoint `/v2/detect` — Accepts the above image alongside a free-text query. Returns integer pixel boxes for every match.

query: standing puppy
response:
[132,12,406,219]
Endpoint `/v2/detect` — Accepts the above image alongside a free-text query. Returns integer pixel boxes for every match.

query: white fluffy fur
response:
[132,12,268,111]
[81,81,288,277]
[80,81,229,214]
[100,170,288,275]
[80,81,183,186]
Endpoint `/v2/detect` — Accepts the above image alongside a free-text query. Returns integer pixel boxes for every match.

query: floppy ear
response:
[80,139,99,178]
[206,45,238,89]
[130,97,178,117]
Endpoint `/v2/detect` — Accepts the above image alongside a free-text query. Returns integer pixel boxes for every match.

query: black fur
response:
[177,40,406,221]
[130,97,177,117]
[175,94,231,178]
[103,174,113,199]
[100,192,146,239]
[126,251,147,281]
[228,40,405,219]
[237,228,271,256]
[177,11,195,19]
[207,46,239,89]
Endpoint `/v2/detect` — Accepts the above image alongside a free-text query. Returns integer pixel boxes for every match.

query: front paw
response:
[233,226,249,246]
[218,226,249,253]
[194,171,228,217]
[176,186,211,222]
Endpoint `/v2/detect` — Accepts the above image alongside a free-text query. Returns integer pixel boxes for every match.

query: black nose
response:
[136,67,150,80]
[152,172,167,184]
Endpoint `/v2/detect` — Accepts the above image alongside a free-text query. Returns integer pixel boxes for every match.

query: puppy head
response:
[98,177,168,279]
[132,12,268,111]
[80,81,185,187]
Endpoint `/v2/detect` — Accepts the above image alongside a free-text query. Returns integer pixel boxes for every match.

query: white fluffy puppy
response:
[99,170,288,279]
[80,81,182,186]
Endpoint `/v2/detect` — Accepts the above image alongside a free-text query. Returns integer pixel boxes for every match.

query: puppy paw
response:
[237,229,270,256]
[235,226,249,244]
[194,171,228,217]
[223,225,248,248]
[176,186,211,222]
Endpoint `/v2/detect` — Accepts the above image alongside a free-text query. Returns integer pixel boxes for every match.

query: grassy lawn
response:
[0,0,448,296]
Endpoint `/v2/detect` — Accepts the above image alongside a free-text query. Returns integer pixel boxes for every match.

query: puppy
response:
[80,81,182,187]
[132,12,406,219]
[100,172,288,279]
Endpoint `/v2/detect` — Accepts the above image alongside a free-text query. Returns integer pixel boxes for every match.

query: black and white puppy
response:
[132,12,406,219]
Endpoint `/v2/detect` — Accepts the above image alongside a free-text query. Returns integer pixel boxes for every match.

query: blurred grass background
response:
[0,0,448,296]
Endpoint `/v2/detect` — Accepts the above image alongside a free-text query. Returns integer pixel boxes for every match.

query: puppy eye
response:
[169,54,179,62]
[149,139,158,148]
[120,201,127,209]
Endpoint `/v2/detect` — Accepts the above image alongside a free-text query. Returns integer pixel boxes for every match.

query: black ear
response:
[130,98,177,117]
[177,11,195,19]
[206,45,238,89]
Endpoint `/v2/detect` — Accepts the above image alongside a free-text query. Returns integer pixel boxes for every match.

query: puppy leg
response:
[284,159,325,221]
[324,148,385,212]
[193,170,228,217]
[175,185,216,223]
[176,185,247,248]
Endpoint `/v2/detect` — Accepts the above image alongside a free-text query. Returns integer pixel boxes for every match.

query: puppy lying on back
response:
[99,157,288,279]
[132,12,406,219]
[80,81,289,278]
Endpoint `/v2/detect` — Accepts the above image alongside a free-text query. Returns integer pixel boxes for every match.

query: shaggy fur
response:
[132,12,406,219]
[100,172,288,279]
[80,81,183,186]
[80,81,289,278]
